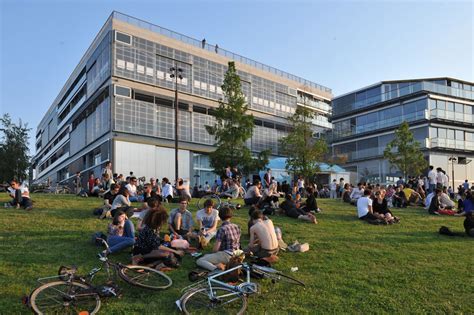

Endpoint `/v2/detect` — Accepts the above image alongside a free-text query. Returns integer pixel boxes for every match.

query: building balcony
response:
[311,118,332,129]
[428,109,474,124]
[428,138,474,151]
[297,99,332,113]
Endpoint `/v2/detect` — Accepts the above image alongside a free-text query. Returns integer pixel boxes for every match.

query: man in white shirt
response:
[125,177,140,202]
[357,189,385,222]
[436,168,444,187]
[329,179,337,199]
[427,165,437,193]
[247,210,279,258]
[161,177,173,203]
[441,171,449,189]
[350,183,365,205]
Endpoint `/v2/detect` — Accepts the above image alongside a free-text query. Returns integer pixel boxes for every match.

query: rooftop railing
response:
[112,11,331,94]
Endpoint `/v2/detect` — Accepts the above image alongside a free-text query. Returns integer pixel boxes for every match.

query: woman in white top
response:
[111,188,133,217]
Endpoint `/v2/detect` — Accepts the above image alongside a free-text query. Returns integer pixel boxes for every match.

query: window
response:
[134,92,154,103]
[446,102,454,112]
[455,103,464,113]
[114,85,131,98]
[430,127,437,138]
[115,31,132,45]
[455,130,464,140]
[447,129,454,140]
[436,100,446,110]
[438,128,446,138]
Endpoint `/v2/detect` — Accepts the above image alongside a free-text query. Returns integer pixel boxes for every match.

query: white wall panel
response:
[115,141,190,181]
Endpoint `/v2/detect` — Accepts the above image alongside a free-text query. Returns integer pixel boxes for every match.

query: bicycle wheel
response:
[119,265,172,290]
[252,265,305,287]
[29,280,100,315]
[180,287,247,315]
[197,194,221,210]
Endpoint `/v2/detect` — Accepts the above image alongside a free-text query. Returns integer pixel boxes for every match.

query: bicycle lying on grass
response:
[176,252,304,314]
[27,239,172,314]
[196,194,242,211]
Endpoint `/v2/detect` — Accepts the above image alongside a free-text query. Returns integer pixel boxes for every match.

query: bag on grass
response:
[188,269,209,282]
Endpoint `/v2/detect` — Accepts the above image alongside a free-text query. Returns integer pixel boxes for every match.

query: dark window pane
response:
[115,86,131,97]
[116,32,131,44]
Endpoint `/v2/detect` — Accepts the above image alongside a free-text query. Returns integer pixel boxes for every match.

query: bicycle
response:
[176,253,304,314]
[28,239,172,314]
[196,194,242,211]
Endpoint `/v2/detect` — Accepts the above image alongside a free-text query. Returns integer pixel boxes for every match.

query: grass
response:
[0,194,472,314]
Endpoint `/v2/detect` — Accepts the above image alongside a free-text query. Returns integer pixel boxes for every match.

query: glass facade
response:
[333,80,474,117]
[112,32,306,120]
[333,127,428,162]
[333,98,428,140]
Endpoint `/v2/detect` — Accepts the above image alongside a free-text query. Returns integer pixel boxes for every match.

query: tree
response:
[279,106,328,183]
[0,114,31,183]
[383,121,427,180]
[206,61,269,176]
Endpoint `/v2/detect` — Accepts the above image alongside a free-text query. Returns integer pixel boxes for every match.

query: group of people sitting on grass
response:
[100,195,282,271]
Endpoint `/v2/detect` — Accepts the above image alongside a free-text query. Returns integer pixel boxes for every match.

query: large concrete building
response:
[331,78,474,186]
[32,12,332,185]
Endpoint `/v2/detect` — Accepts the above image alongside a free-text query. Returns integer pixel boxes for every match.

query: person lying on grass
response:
[196,206,241,271]
[246,210,279,258]
[102,210,135,256]
[428,188,456,215]
[280,194,317,224]
[132,206,184,265]
[372,189,400,224]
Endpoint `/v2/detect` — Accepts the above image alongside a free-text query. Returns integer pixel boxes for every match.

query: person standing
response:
[264,169,272,188]
[330,179,337,199]
[73,172,82,195]
[102,161,113,179]
[427,166,437,193]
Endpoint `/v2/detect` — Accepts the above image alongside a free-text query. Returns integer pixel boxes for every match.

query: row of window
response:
[429,127,474,142]
[429,98,473,114]
[39,142,70,173]
[36,128,69,162]
[333,98,428,139]
[114,95,290,154]
[113,33,305,118]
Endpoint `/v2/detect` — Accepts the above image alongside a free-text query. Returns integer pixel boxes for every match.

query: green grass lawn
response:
[0,194,472,314]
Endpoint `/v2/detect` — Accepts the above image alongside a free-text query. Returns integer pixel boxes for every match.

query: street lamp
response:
[170,63,183,182]
[448,156,457,190]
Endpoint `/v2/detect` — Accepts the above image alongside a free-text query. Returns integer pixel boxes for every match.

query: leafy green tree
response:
[0,114,31,183]
[279,106,328,183]
[383,121,427,180]
[206,61,269,176]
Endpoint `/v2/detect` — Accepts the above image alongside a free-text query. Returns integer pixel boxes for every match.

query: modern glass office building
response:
[32,12,332,185]
[331,78,474,186]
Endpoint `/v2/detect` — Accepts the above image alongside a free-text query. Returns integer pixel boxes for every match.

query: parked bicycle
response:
[32,184,71,194]
[176,252,304,314]
[27,239,172,314]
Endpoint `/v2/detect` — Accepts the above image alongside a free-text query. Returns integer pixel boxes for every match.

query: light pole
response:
[448,156,457,190]
[170,63,183,182]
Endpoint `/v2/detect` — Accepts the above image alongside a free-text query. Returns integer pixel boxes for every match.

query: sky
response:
[0,0,473,154]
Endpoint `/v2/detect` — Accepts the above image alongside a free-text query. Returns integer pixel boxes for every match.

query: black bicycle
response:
[28,239,172,314]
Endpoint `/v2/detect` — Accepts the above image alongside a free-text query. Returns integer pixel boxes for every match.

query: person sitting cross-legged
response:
[196,207,241,271]
[196,199,220,248]
[246,210,279,258]
[357,189,387,223]
[372,189,399,224]
[132,206,184,265]
[168,196,195,241]
[244,180,262,206]
[7,179,33,210]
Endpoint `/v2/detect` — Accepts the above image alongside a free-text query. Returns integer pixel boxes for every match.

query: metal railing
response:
[111,11,331,94]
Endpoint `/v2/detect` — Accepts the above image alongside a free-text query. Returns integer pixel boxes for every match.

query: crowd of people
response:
[5,162,473,275]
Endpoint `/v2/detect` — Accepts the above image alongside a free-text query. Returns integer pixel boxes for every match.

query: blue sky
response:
[1,0,473,153]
